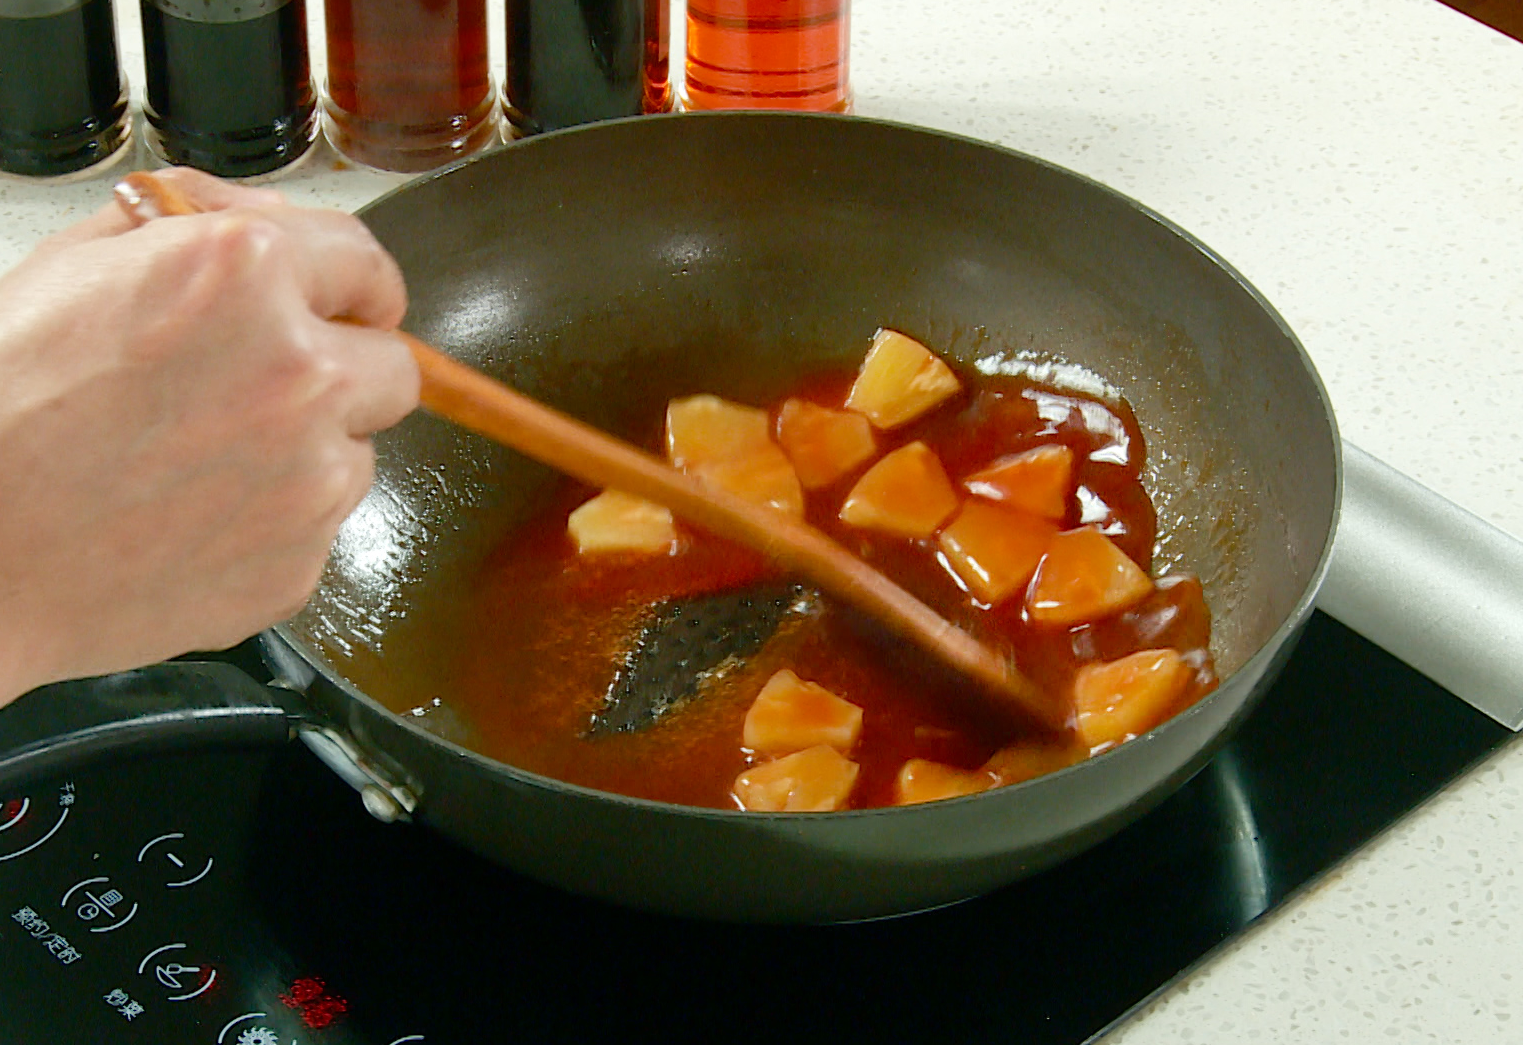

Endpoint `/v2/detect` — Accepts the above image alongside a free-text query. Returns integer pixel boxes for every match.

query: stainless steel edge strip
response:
[1317,441,1523,731]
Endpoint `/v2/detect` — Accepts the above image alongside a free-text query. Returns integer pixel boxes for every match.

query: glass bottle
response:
[323,0,497,173]
[683,0,850,113]
[0,0,130,178]
[643,0,671,116]
[503,0,671,138]
[141,0,317,179]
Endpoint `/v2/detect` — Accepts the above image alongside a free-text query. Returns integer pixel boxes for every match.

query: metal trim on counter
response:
[1318,441,1523,731]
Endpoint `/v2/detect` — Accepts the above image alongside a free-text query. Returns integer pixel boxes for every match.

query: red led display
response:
[280,977,349,1029]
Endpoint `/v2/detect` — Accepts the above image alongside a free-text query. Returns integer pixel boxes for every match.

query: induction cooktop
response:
[0,612,1512,1045]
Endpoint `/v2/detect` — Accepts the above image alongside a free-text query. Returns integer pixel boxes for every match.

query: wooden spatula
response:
[113,171,1068,732]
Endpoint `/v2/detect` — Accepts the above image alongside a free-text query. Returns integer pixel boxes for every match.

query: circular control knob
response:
[0,783,75,864]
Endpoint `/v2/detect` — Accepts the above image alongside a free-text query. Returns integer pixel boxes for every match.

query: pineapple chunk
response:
[666,394,804,516]
[665,394,772,469]
[937,500,1058,604]
[1026,526,1153,626]
[776,398,877,489]
[982,738,1087,786]
[844,329,962,429]
[566,489,677,555]
[892,759,995,805]
[964,444,1075,521]
[690,443,805,517]
[839,441,960,539]
[1072,648,1190,750]
[743,669,863,755]
[733,745,860,812]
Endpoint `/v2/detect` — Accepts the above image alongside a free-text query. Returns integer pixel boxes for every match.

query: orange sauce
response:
[450,367,1218,809]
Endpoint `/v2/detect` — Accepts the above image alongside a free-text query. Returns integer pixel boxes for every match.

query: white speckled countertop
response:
[3,0,1520,1040]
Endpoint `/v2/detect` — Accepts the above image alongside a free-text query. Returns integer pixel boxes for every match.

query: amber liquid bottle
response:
[324,0,496,173]
[683,0,850,112]
[141,0,317,178]
[0,0,129,177]
[643,0,671,115]
[503,0,670,137]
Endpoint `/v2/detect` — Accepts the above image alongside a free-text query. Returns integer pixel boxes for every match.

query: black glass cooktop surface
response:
[0,612,1513,1045]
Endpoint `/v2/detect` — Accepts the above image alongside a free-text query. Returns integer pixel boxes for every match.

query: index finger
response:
[142,173,405,329]
[117,175,408,332]
[41,168,287,251]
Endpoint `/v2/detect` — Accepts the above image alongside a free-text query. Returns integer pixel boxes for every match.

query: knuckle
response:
[202,213,285,276]
[271,326,329,387]
[389,342,423,415]
[376,252,408,321]
[160,166,285,210]
[156,165,219,194]
[273,563,324,621]
[252,324,342,417]
[327,442,376,522]
[280,438,370,529]
[347,439,378,494]
[128,214,287,356]
[347,224,408,325]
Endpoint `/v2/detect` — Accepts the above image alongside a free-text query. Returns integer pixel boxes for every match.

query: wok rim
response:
[272,110,1344,822]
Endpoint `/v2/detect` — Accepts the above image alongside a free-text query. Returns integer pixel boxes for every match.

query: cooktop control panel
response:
[0,748,428,1045]
[0,615,1513,1045]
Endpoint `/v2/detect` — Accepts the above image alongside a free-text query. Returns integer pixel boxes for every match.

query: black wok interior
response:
[291,113,1335,730]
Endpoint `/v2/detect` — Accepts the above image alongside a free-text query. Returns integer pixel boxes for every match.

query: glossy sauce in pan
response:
[451,368,1218,809]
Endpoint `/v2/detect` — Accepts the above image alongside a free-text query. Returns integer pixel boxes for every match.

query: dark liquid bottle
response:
[0,0,129,177]
[503,0,671,137]
[141,0,317,178]
[324,0,496,173]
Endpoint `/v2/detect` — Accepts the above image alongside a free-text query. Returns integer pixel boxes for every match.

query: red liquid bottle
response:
[323,0,496,173]
[683,0,850,113]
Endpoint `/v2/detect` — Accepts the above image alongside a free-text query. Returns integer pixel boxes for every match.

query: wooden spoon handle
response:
[113,172,1068,732]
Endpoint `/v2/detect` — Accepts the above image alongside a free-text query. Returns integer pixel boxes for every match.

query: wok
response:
[0,113,1339,922]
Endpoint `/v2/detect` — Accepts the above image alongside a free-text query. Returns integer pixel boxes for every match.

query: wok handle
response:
[1318,441,1523,731]
[0,662,297,792]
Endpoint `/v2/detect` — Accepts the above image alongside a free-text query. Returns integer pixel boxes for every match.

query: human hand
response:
[0,168,419,705]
